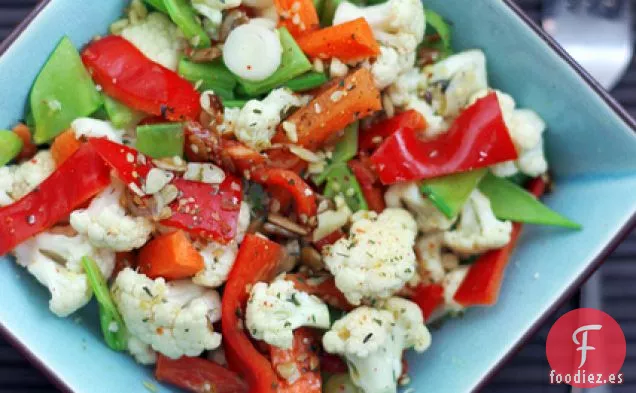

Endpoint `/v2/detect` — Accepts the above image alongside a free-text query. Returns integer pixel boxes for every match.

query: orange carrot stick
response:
[51,129,82,167]
[275,0,320,38]
[296,18,380,62]
[138,230,205,280]
[272,67,381,150]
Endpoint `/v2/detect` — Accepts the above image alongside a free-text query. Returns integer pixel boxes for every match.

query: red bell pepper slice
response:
[161,176,243,243]
[319,353,348,374]
[253,168,317,224]
[0,144,111,255]
[359,110,426,153]
[348,158,385,213]
[411,283,445,321]
[453,178,546,307]
[269,328,322,393]
[155,355,248,393]
[82,36,201,121]
[88,138,153,193]
[222,234,285,392]
[285,273,354,311]
[313,229,345,252]
[371,93,518,185]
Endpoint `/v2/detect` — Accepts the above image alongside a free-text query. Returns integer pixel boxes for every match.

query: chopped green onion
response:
[136,123,185,158]
[420,169,487,219]
[81,256,128,351]
[284,71,328,92]
[478,172,581,229]
[0,131,23,167]
[237,28,312,97]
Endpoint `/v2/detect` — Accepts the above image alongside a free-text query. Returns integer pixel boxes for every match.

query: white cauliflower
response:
[425,50,488,119]
[71,118,124,143]
[471,89,549,177]
[127,335,157,365]
[193,201,250,287]
[245,278,330,349]
[313,195,352,242]
[111,268,223,359]
[323,298,431,393]
[441,266,469,314]
[0,150,55,205]
[192,0,242,38]
[371,46,416,90]
[414,233,459,284]
[70,184,154,252]
[222,88,310,151]
[120,13,184,71]
[444,190,513,256]
[322,209,417,305]
[385,182,456,233]
[13,232,115,317]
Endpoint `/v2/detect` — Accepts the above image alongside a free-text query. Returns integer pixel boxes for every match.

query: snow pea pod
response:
[314,122,359,186]
[164,0,210,48]
[103,95,144,129]
[478,172,581,229]
[81,256,128,351]
[420,168,487,219]
[144,0,168,13]
[30,37,102,144]
[136,123,185,158]
[284,71,328,92]
[323,163,368,212]
[0,131,23,166]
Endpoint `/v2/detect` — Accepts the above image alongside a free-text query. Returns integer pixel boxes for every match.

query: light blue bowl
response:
[1,0,636,392]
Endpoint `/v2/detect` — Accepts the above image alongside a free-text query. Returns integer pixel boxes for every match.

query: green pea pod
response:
[222,99,249,109]
[284,71,328,92]
[136,123,185,158]
[323,163,368,212]
[478,172,581,229]
[144,0,168,13]
[81,256,128,351]
[314,122,359,186]
[178,58,237,92]
[164,0,211,48]
[420,169,487,219]
[237,28,312,97]
[30,37,103,144]
[103,95,144,129]
[423,9,453,57]
[0,131,23,167]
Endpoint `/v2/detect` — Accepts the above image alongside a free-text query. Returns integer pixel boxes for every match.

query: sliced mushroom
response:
[300,246,324,272]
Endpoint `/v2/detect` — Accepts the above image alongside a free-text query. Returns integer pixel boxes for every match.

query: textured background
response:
[0,0,633,392]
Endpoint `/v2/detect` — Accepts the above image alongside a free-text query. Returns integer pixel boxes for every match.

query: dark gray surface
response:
[0,0,632,392]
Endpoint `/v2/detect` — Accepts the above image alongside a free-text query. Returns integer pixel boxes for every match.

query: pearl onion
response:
[223,24,282,81]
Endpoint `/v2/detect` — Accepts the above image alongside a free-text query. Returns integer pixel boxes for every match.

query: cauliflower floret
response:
[71,118,124,143]
[193,201,250,287]
[70,184,154,252]
[334,0,425,49]
[313,195,352,242]
[441,266,469,314]
[245,278,330,349]
[13,232,115,317]
[223,88,310,151]
[323,209,417,305]
[471,89,548,177]
[414,233,459,284]
[323,298,431,393]
[385,182,456,233]
[127,335,158,365]
[112,268,222,359]
[425,50,488,118]
[371,46,416,90]
[120,13,184,71]
[3,150,55,203]
[444,190,513,256]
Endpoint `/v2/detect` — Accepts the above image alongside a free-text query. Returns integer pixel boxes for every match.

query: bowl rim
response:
[0,1,635,392]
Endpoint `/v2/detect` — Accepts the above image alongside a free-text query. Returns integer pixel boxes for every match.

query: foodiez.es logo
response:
[546,308,626,388]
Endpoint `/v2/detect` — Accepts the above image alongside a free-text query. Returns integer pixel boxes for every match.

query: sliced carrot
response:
[272,67,381,151]
[275,0,319,38]
[51,129,82,167]
[13,123,37,161]
[285,273,354,311]
[296,18,380,62]
[138,230,204,280]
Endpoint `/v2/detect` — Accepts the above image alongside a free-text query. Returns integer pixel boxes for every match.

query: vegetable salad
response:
[0,0,580,392]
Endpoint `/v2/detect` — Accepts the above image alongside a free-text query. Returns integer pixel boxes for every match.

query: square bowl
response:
[1,0,636,392]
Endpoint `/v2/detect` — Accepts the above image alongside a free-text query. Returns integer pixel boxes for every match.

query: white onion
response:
[223,24,282,81]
